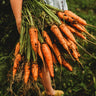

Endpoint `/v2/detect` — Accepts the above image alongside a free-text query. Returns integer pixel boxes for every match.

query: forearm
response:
[10,0,23,32]
[10,0,23,21]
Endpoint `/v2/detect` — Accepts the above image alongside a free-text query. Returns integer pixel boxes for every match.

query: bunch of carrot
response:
[13,41,39,84]
[12,0,96,85]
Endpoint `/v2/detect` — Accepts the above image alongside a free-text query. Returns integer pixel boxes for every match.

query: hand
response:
[16,18,21,34]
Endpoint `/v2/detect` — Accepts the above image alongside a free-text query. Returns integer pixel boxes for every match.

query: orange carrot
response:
[51,25,70,54]
[42,30,54,50]
[29,27,38,54]
[72,50,79,60]
[41,43,54,77]
[80,24,96,40]
[64,10,87,25]
[65,24,76,33]
[53,43,62,65]
[75,31,86,39]
[14,42,20,56]
[59,23,76,43]
[62,59,73,71]
[57,11,76,23]
[70,23,96,40]
[68,39,77,50]
[37,40,44,62]
[67,39,81,59]
[71,23,85,32]
[63,37,71,47]
[13,54,21,79]
[24,62,30,84]
[31,62,38,81]
[66,24,86,39]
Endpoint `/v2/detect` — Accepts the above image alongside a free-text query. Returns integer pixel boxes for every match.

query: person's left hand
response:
[16,17,21,34]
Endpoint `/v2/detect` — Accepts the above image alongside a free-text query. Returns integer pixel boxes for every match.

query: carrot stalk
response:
[86,24,96,28]
[85,39,96,45]
[75,42,96,59]
[35,0,61,24]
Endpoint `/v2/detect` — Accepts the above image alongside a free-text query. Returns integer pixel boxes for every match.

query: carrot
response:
[29,27,38,54]
[13,54,21,79]
[63,37,71,47]
[64,10,87,25]
[50,25,70,54]
[71,23,85,32]
[37,40,44,62]
[72,49,79,60]
[14,42,20,56]
[62,24,95,59]
[62,59,73,71]
[57,11,76,23]
[71,48,83,68]
[71,23,96,40]
[80,24,96,40]
[31,62,38,81]
[41,43,54,77]
[53,43,62,65]
[42,30,54,50]
[66,24,86,39]
[67,39,81,59]
[65,24,76,33]
[24,62,30,84]
[59,23,76,43]
[68,39,77,50]
[75,31,86,40]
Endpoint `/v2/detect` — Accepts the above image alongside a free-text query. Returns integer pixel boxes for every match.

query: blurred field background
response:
[0,0,96,96]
